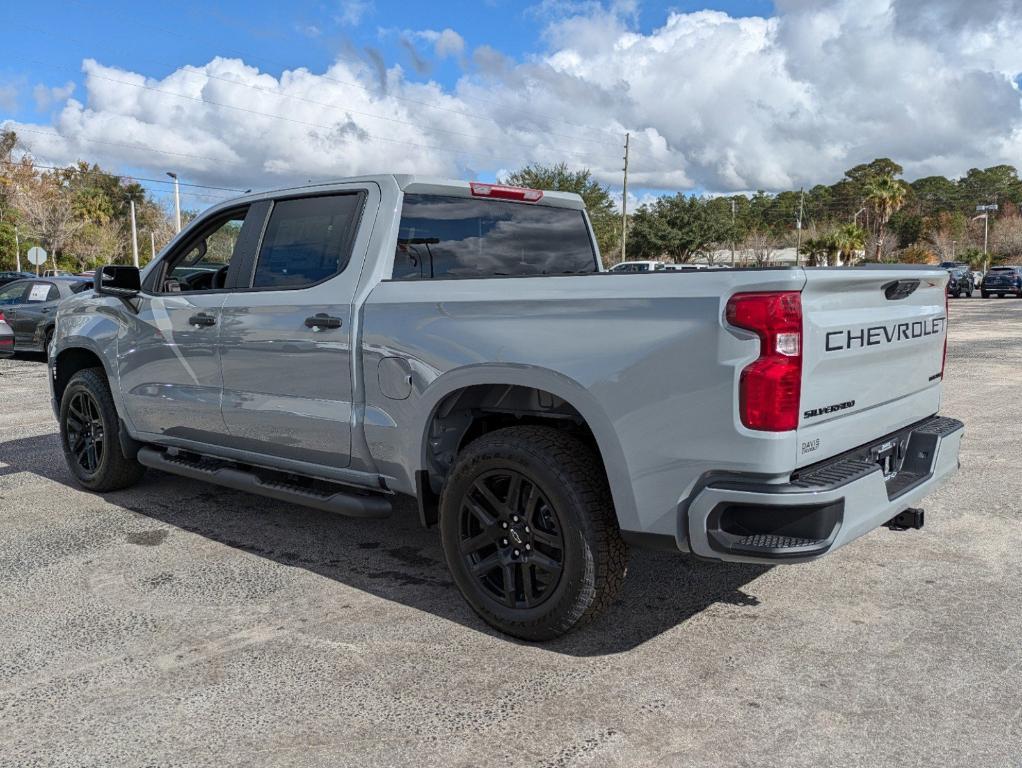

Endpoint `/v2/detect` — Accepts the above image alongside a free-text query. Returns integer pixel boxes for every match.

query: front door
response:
[116,204,265,444]
[219,189,371,469]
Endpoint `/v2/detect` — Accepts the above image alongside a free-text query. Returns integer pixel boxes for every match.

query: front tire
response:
[439,426,628,641]
[59,367,145,492]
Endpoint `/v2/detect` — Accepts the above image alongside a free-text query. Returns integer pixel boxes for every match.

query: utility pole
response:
[795,187,805,267]
[14,225,20,272]
[730,198,736,268]
[620,133,630,264]
[167,171,182,233]
[951,240,956,261]
[129,199,139,268]
[150,232,156,261]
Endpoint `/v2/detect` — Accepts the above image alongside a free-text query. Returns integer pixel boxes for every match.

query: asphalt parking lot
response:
[1,299,1020,767]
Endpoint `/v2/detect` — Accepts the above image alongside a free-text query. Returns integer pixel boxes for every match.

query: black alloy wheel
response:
[59,367,145,491]
[458,469,566,609]
[65,390,105,474]
[439,426,629,640]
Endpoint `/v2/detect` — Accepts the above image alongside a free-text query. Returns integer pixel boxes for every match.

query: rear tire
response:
[982,292,990,298]
[59,367,146,492]
[439,426,628,641]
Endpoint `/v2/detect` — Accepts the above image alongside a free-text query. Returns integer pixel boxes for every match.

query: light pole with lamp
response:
[167,172,182,233]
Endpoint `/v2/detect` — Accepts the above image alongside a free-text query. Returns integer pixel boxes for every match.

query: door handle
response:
[188,313,217,328]
[304,314,342,331]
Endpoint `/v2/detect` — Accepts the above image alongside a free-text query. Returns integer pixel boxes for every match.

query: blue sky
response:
[2,0,773,125]
[1,0,1020,211]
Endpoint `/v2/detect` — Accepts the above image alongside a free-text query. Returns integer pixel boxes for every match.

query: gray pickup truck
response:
[50,176,963,639]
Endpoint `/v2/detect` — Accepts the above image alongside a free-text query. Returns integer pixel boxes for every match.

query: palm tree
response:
[864,176,908,260]
[832,224,867,266]
[799,234,839,266]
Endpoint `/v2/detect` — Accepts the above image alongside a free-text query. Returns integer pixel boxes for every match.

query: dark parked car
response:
[0,308,13,358]
[981,266,1022,298]
[0,270,35,288]
[945,265,975,298]
[0,277,93,354]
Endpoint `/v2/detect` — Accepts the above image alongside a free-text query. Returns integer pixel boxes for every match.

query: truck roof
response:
[241,175,587,211]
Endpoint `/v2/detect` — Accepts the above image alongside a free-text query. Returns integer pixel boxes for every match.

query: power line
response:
[26,162,246,193]
[10,125,239,166]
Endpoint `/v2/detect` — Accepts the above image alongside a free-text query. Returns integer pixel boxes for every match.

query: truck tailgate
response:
[796,268,948,467]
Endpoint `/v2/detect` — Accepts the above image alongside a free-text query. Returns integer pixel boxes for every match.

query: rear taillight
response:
[0,311,5,324]
[726,291,803,432]
[469,182,544,203]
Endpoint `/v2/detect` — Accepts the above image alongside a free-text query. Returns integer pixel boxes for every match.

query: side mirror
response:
[95,265,141,298]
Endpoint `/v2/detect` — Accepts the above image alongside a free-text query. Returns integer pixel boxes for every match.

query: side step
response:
[137,447,392,519]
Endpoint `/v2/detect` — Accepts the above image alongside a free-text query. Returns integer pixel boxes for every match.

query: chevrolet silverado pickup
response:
[49,176,963,640]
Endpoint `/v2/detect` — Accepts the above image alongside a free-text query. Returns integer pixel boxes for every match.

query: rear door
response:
[796,268,948,467]
[219,187,374,468]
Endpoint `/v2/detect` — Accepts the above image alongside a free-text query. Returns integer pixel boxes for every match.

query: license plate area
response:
[870,438,906,479]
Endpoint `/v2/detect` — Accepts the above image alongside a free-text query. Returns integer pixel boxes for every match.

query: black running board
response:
[137,447,392,519]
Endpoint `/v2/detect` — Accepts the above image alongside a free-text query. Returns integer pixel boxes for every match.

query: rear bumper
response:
[683,415,963,564]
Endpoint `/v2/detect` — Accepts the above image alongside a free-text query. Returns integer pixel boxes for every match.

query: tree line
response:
[3,127,1022,274]
[0,131,175,273]
[505,158,1022,268]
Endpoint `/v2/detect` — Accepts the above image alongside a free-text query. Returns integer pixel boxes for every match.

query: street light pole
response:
[730,198,736,268]
[129,199,140,268]
[167,171,182,233]
[975,204,998,272]
[795,187,805,267]
[620,133,629,264]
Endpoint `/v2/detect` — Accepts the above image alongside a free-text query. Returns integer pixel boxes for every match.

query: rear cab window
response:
[252,193,364,289]
[392,194,597,280]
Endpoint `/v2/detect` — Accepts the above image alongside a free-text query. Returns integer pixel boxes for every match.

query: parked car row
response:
[941,262,1022,299]
[0,276,93,357]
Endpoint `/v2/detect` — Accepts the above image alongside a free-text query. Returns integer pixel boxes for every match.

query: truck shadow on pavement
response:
[0,432,771,656]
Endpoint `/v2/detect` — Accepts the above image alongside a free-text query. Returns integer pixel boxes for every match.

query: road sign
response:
[26,246,47,266]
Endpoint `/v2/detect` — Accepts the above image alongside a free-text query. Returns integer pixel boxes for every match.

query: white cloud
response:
[6,0,1022,199]
[433,29,466,59]
[0,83,17,112]
[32,81,76,112]
[336,0,373,27]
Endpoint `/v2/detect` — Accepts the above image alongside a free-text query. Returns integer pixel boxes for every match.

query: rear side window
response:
[252,193,364,289]
[392,194,597,280]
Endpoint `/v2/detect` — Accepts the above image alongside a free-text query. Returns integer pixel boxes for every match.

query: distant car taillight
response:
[726,291,803,432]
